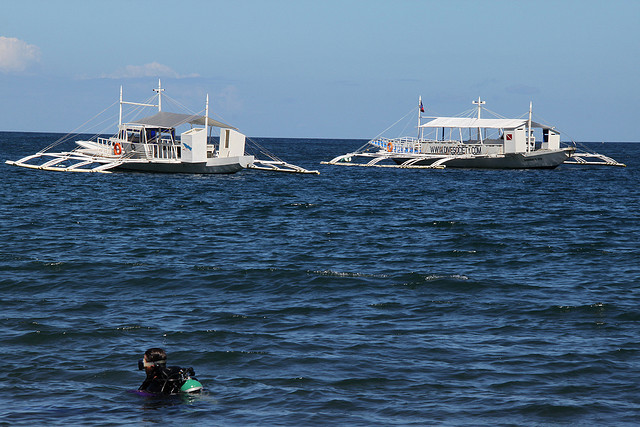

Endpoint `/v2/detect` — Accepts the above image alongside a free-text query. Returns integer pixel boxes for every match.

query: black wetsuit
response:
[139,366,198,395]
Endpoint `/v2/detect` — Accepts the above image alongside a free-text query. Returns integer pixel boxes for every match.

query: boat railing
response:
[148,138,180,160]
[93,137,123,156]
[371,137,504,156]
[96,137,115,148]
[92,137,180,160]
[371,137,422,154]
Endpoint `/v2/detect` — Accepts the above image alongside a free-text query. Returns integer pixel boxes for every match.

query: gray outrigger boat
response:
[6,81,318,174]
[323,97,624,169]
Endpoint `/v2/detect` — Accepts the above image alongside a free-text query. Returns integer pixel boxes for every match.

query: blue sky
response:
[1,0,638,141]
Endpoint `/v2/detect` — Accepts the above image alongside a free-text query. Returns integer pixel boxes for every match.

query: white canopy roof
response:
[421,117,553,130]
[130,111,235,129]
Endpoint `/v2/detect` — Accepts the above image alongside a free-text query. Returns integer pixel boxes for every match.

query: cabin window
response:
[224,129,230,149]
[146,129,157,143]
[127,129,141,143]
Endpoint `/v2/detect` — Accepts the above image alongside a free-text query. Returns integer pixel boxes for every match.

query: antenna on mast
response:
[472,97,485,141]
[472,96,485,119]
[153,79,164,111]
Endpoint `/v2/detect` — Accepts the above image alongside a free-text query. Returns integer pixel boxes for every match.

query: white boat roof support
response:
[420,117,554,130]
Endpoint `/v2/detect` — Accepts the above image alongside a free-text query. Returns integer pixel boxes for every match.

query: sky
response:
[1,0,639,141]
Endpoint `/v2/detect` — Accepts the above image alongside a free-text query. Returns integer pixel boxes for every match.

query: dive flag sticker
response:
[506,133,513,141]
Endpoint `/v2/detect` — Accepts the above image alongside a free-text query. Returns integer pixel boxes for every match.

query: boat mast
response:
[418,96,423,139]
[528,101,533,152]
[473,97,485,141]
[474,96,484,119]
[119,86,123,126]
[205,94,209,140]
[118,83,160,128]
[153,79,164,112]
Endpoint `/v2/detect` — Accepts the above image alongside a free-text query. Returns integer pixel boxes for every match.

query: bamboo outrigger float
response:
[322,97,625,170]
[6,81,319,175]
[563,150,625,166]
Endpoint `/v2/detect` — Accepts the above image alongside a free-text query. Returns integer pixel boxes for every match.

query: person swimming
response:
[138,347,203,394]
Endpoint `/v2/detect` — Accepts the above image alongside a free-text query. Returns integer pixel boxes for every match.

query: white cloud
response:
[0,36,40,73]
[101,62,199,79]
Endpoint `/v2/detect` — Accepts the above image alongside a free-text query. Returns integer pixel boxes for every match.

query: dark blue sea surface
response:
[1,132,639,425]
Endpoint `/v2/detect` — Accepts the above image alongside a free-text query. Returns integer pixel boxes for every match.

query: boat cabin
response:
[97,111,246,163]
[418,117,561,154]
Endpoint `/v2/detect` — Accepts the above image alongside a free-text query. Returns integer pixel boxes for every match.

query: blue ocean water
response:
[1,132,639,425]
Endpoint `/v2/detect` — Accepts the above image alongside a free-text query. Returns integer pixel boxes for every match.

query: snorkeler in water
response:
[138,347,203,394]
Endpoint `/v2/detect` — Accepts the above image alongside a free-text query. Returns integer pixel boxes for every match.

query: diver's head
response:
[138,348,167,373]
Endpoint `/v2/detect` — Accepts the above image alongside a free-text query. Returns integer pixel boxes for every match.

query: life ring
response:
[113,142,122,155]
[387,141,393,152]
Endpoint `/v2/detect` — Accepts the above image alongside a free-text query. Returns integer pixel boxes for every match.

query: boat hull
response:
[115,155,254,174]
[392,148,575,169]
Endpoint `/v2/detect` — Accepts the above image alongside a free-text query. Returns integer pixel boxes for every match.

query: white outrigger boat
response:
[6,81,318,174]
[323,97,625,169]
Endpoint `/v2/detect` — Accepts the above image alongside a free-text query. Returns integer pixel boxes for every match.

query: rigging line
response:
[121,95,158,123]
[344,106,417,154]
[85,114,117,134]
[162,93,198,115]
[40,99,120,153]
[135,94,159,112]
[157,92,295,162]
[82,106,129,140]
[158,100,228,142]
[550,126,580,147]
[130,90,236,151]
[127,93,158,111]
[163,93,231,130]
[245,137,285,162]
[454,107,476,118]
[398,116,413,138]
[83,121,118,144]
[162,92,238,134]
[198,105,240,133]
[482,107,508,119]
[372,106,416,140]
[527,111,584,149]
[530,112,558,130]
[421,104,439,117]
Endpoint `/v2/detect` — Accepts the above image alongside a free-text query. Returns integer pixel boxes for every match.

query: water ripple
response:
[1,134,640,425]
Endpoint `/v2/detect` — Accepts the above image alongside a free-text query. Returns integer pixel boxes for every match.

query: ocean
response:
[1,132,639,425]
